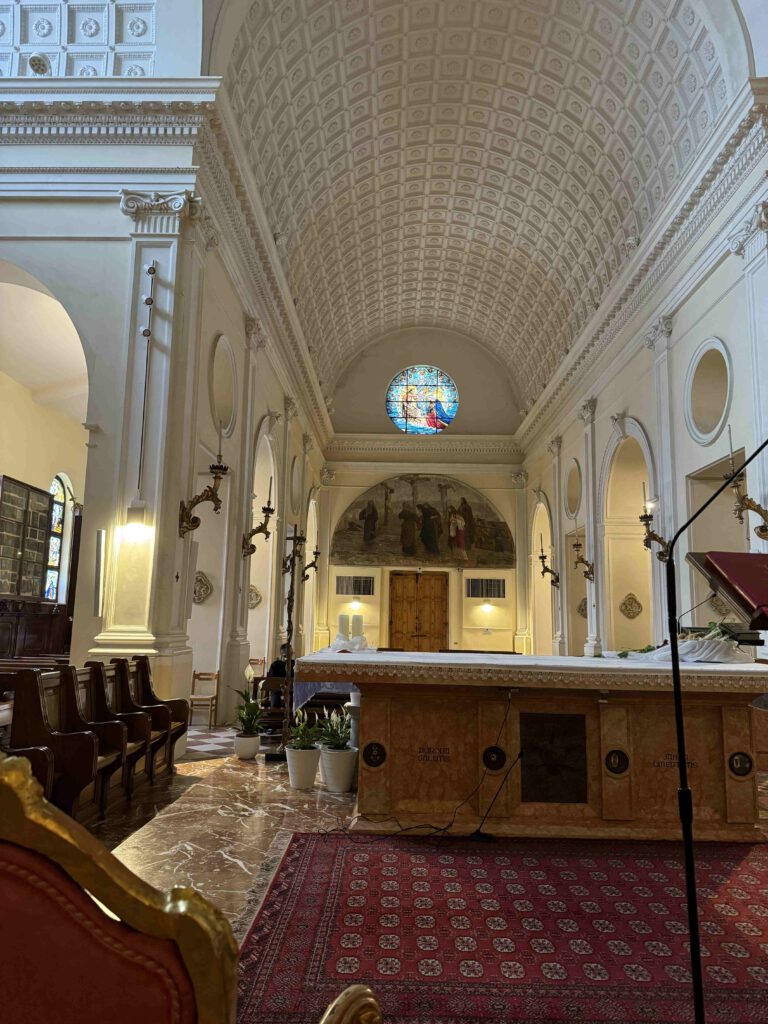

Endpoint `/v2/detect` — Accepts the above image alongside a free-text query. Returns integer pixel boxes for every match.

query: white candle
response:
[267,475,273,506]
[351,614,363,638]
[642,480,647,512]
[338,613,350,638]
[540,533,544,555]
[728,424,734,468]
[218,419,223,457]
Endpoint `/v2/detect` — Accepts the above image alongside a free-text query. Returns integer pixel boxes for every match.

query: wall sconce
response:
[179,449,229,538]
[302,547,321,582]
[538,534,560,588]
[640,483,670,562]
[727,427,768,540]
[481,601,493,613]
[243,477,274,558]
[572,532,595,582]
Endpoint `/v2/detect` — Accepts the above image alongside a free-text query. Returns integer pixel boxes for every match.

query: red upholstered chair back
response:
[0,839,197,1024]
[0,753,237,1024]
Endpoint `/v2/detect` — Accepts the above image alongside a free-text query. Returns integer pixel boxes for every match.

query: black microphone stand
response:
[665,435,768,1024]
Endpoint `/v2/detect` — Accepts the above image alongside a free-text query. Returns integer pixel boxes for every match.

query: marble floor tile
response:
[113,757,355,938]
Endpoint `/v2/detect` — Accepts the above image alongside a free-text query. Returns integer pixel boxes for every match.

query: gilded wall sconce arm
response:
[640,510,670,562]
[729,472,768,541]
[178,460,228,538]
[302,547,321,582]
[242,504,275,558]
[572,536,595,582]
[538,550,560,588]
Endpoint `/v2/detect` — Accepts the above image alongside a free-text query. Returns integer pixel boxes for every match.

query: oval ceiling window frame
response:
[384,363,459,435]
[683,336,732,447]
[290,455,302,516]
[209,333,238,439]
[564,457,582,520]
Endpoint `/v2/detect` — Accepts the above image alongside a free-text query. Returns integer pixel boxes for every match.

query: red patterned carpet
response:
[237,833,768,1023]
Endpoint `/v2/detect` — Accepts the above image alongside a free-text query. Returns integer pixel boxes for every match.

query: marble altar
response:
[297,651,768,841]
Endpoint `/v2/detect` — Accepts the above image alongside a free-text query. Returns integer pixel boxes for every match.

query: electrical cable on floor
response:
[316,687,519,845]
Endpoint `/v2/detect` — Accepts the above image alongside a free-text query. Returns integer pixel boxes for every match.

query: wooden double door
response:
[388,571,448,652]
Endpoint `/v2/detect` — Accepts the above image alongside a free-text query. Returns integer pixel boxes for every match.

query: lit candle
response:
[728,424,734,470]
[642,480,647,513]
[351,614,364,638]
[218,419,223,458]
[540,533,544,555]
[267,475,273,506]
[338,613,350,639]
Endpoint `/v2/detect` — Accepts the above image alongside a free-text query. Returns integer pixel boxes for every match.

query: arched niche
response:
[246,420,278,670]
[209,333,237,439]
[530,497,554,656]
[330,474,515,569]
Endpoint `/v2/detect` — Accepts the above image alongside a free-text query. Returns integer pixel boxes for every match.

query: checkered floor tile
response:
[179,726,234,761]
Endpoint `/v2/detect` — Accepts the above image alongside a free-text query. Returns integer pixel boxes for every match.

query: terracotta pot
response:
[234,733,261,760]
[286,746,321,789]
[319,746,358,793]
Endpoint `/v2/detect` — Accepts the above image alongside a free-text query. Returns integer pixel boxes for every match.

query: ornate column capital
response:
[245,317,268,355]
[320,466,336,486]
[302,432,315,454]
[578,397,597,425]
[643,315,673,350]
[284,395,298,421]
[547,436,562,457]
[266,409,282,437]
[728,201,768,259]
[119,190,202,234]
[510,470,528,490]
[610,413,627,440]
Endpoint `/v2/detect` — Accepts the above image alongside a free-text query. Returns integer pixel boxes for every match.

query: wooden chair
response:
[0,753,383,1024]
[190,671,220,728]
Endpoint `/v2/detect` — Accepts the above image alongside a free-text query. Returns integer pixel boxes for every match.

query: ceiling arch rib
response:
[226,0,729,411]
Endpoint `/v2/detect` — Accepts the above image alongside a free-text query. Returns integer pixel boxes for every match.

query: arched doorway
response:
[603,437,653,651]
[247,431,277,671]
[531,500,554,656]
[301,497,319,656]
[0,261,88,656]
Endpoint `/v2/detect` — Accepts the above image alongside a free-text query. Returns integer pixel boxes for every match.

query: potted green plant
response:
[231,687,265,759]
[285,709,321,789]
[317,707,358,793]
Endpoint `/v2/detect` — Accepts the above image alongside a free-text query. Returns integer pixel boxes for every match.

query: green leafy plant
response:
[318,706,351,750]
[288,708,319,750]
[617,644,656,659]
[231,686,264,736]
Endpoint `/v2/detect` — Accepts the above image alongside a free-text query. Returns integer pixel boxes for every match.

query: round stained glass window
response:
[385,365,458,434]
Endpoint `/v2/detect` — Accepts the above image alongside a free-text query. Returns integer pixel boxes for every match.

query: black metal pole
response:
[663,434,768,1024]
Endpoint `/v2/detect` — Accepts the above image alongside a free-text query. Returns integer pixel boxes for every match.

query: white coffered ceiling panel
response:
[226,0,728,410]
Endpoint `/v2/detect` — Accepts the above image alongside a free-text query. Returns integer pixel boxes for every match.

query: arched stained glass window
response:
[385,365,459,435]
[45,476,65,601]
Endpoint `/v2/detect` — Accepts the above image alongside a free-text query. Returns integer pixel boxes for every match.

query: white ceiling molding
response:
[225,0,730,408]
[324,433,524,466]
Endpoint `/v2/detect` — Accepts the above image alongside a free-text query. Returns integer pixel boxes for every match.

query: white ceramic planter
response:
[286,746,321,789]
[320,746,358,793]
[234,733,261,760]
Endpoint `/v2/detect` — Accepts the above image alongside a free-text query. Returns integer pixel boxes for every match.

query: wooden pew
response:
[85,660,151,800]
[132,655,189,774]
[2,668,98,815]
[111,658,173,783]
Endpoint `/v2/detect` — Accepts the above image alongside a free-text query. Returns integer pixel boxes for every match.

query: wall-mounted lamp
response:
[481,601,493,613]
[640,481,670,562]
[350,598,361,611]
[572,531,595,582]
[242,478,275,558]
[179,450,229,538]
[726,426,768,540]
[538,534,560,588]
[302,547,321,582]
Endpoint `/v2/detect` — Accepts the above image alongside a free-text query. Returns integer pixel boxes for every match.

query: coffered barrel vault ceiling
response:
[225,0,728,411]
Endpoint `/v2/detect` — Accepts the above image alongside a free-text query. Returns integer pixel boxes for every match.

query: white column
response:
[90,190,205,697]
[580,398,603,656]
[644,315,674,641]
[511,470,531,654]
[315,467,335,650]
[548,436,566,655]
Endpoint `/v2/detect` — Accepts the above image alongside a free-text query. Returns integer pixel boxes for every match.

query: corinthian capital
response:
[578,398,597,425]
[547,436,562,457]
[245,317,268,354]
[284,396,298,421]
[643,315,673,350]
[510,470,528,490]
[728,201,768,258]
[320,467,336,486]
[302,433,315,454]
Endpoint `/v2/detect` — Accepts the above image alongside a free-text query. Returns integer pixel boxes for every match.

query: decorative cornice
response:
[578,398,597,425]
[323,434,525,465]
[728,200,768,258]
[643,315,673,350]
[521,101,768,445]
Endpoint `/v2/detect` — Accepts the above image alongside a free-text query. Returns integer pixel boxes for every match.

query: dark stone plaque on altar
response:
[520,713,588,804]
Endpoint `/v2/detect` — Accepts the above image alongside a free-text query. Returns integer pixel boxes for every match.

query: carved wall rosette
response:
[619,593,643,620]
[192,571,213,605]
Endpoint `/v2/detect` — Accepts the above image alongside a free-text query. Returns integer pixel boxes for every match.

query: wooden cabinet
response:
[0,476,52,600]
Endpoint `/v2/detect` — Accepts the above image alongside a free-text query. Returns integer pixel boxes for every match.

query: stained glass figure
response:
[385,365,458,435]
[48,536,61,567]
[45,569,59,601]
[51,503,64,535]
[50,478,66,503]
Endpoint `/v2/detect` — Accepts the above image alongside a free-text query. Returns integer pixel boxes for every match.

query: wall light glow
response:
[350,599,361,610]
[121,521,153,544]
[481,602,493,613]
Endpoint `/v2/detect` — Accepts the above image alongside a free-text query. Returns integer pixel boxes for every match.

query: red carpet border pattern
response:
[237,833,768,1023]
